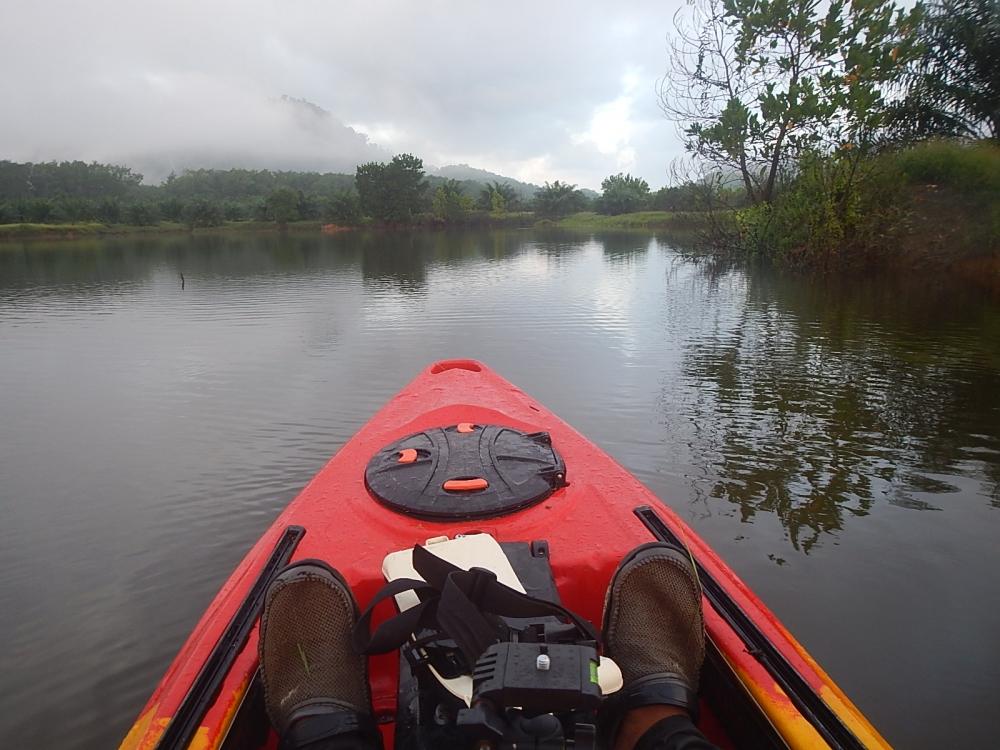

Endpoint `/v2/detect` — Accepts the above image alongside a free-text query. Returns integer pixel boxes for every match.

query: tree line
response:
[657,0,999,262]
[0,154,710,228]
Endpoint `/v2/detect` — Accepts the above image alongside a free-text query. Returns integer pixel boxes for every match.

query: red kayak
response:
[121,360,888,750]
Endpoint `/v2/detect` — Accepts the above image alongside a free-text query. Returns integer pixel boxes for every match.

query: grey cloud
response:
[0,0,687,188]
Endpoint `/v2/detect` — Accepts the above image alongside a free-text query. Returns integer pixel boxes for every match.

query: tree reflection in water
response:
[679,268,1000,551]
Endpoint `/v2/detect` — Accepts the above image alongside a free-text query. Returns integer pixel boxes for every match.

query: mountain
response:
[122,96,389,184]
[432,164,539,200]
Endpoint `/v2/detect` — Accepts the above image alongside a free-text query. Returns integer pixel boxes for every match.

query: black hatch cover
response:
[365,424,566,520]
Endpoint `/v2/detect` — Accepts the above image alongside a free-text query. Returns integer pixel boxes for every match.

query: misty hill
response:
[119,96,389,184]
[432,165,539,200]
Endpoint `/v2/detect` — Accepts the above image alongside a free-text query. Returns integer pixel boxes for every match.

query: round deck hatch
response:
[365,424,566,520]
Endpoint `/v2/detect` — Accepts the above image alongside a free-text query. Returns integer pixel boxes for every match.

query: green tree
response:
[159,197,185,222]
[891,0,1000,140]
[182,199,223,229]
[432,179,473,221]
[533,181,587,218]
[355,154,427,222]
[597,173,651,214]
[96,198,121,224]
[325,190,362,224]
[660,0,923,204]
[124,202,161,226]
[477,180,519,212]
[265,188,301,227]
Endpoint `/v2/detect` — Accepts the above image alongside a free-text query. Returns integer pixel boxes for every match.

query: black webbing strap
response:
[353,543,598,664]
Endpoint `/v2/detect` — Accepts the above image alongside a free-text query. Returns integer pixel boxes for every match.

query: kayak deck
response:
[121,359,888,750]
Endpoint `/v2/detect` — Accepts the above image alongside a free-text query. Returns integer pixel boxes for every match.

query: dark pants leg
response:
[634,715,719,750]
[278,715,381,750]
[280,735,373,750]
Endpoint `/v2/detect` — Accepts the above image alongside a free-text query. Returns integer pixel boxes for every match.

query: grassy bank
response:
[547,210,713,230]
[0,219,327,241]
[728,141,1000,269]
[0,211,542,242]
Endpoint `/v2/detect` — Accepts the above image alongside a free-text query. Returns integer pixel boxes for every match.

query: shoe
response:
[602,542,705,717]
[259,559,377,745]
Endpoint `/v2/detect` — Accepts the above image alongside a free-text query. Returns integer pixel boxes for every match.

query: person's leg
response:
[259,559,381,750]
[619,707,717,750]
[602,543,719,750]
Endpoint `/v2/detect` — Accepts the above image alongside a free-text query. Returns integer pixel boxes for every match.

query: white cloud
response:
[0,0,688,188]
[572,68,644,172]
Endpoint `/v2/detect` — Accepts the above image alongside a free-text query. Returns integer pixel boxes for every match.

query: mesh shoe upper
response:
[603,544,705,691]
[259,562,370,733]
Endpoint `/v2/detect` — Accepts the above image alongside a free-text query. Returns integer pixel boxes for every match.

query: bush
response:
[325,190,362,224]
[96,198,121,224]
[222,201,247,221]
[182,199,223,228]
[891,140,1000,194]
[0,201,17,224]
[735,153,906,263]
[124,202,161,226]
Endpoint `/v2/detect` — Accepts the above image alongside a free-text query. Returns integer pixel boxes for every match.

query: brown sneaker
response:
[602,542,705,717]
[258,559,376,743]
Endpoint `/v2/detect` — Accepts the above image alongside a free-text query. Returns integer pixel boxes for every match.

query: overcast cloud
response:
[0,0,688,189]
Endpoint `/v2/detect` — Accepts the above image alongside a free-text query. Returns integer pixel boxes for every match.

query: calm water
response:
[1,230,999,748]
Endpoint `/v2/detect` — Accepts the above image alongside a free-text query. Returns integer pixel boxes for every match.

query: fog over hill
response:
[104,98,542,192]
[117,97,390,184]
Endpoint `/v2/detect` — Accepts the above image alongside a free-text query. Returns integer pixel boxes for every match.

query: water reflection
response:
[679,269,1000,551]
[1,229,998,749]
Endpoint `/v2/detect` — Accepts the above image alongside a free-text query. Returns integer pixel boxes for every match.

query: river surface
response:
[1,229,998,748]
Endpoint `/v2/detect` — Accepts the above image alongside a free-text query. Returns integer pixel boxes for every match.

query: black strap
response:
[278,709,381,750]
[353,544,599,665]
[620,673,700,723]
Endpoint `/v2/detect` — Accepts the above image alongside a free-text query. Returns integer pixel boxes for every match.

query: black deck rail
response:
[633,505,865,750]
[155,524,306,750]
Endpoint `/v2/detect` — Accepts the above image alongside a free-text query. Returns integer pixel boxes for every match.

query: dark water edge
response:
[1,229,998,748]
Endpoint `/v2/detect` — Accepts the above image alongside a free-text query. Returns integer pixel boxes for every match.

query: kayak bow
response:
[121,359,889,750]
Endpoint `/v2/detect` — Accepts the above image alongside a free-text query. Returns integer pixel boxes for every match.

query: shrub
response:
[891,140,1000,194]
[324,190,362,224]
[736,153,906,263]
[124,202,161,226]
[182,199,223,228]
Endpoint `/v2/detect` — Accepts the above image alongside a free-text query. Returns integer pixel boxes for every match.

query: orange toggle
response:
[397,448,418,464]
[443,478,489,492]
[457,422,476,433]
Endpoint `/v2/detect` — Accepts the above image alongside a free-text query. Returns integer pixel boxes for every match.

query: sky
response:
[0,0,689,189]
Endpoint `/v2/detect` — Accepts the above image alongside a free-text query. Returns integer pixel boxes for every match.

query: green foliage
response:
[264,188,301,225]
[96,198,121,224]
[325,190,362,224]
[355,154,427,222]
[891,141,1000,193]
[665,0,922,203]
[650,182,745,211]
[160,168,354,202]
[22,198,55,223]
[734,152,905,262]
[533,181,587,218]
[890,0,1000,140]
[597,173,651,215]
[0,160,142,200]
[181,199,223,229]
[477,181,519,213]
[431,179,473,221]
[124,202,161,226]
[551,210,716,230]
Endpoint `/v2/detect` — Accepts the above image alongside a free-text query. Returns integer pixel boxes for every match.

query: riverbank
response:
[0,211,703,242]
[548,210,713,230]
[0,220,327,240]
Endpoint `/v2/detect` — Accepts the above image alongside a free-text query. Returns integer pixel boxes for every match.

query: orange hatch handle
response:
[397,449,418,464]
[443,478,489,492]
